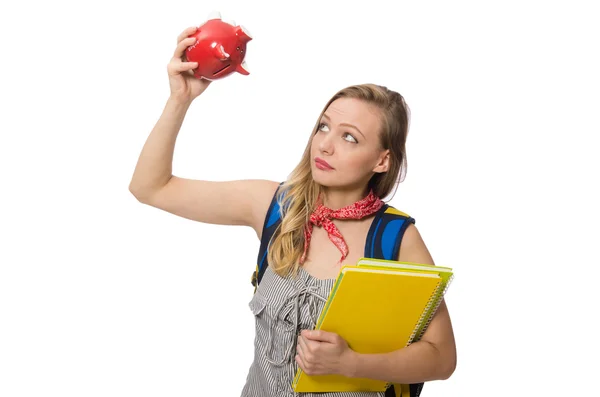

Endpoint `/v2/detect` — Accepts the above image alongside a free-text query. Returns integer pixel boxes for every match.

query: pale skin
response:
[129,27,456,387]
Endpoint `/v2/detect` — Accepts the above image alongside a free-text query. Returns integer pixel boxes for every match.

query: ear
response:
[372,150,390,173]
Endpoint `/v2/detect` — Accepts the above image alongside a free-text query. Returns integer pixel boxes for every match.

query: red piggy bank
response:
[185,11,252,80]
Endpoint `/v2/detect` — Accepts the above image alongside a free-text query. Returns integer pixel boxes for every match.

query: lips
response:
[315,157,334,170]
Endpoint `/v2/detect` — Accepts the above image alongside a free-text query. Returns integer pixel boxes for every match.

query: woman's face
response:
[310,97,389,189]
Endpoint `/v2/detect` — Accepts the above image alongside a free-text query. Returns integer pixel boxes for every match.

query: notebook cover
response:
[356,258,454,341]
[292,266,442,392]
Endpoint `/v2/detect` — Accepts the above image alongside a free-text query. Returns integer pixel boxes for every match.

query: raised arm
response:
[128,26,279,238]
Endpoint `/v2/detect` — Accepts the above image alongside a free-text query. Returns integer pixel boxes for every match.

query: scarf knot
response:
[300,189,384,265]
[309,207,334,226]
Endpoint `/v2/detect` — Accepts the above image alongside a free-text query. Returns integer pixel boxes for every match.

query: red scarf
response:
[300,189,384,265]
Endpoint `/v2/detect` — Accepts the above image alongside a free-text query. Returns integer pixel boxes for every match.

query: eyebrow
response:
[322,113,366,140]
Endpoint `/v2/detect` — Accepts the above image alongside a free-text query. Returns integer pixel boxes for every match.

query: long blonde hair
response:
[267,83,411,278]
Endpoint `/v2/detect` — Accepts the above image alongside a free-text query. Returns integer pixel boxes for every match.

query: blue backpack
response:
[250,183,424,397]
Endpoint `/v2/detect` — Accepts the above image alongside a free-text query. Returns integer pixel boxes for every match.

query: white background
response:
[1,0,599,396]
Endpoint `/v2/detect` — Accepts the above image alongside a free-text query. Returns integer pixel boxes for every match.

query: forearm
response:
[345,340,455,385]
[129,96,192,198]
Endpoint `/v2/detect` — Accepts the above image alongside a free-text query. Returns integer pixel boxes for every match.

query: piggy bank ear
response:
[235,25,252,43]
[206,10,221,20]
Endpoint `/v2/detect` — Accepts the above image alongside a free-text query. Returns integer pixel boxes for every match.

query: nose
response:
[318,132,335,155]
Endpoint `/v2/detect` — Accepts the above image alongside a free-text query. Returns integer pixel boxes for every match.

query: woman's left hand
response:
[295,329,356,377]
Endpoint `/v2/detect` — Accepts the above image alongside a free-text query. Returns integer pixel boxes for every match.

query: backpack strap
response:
[364,204,416,260]
[386,382,423,397]
[367,205,422,397]
[251,182,284,290]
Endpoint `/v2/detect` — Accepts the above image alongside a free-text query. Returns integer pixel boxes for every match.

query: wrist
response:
[341,350,360,378]
[167,95,193,108]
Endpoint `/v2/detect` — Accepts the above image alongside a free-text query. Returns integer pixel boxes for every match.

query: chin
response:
[311,171,343,188]
[311,168,330,186]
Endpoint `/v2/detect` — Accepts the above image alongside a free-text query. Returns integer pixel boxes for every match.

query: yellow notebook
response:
[356,258,454,342]
[292,265,444,393]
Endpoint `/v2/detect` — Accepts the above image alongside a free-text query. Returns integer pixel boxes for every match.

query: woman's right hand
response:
[167,26,211,103]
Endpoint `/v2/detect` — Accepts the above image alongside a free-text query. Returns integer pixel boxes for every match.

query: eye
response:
[344,133,358,143]
[318,122,329,132]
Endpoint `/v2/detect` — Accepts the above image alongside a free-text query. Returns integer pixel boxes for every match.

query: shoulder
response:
[238,179,280,238]
[252,180,283,238]
[398,222,435,265]
[255,179,281,202]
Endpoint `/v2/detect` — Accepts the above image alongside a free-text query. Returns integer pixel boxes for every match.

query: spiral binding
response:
[412,273,455,343]
[383,273,455,393]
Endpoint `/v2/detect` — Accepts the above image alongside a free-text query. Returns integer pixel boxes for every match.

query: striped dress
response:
[240,264,386,397]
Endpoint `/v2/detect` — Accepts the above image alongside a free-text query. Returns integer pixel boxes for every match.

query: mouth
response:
[315,157,334,170]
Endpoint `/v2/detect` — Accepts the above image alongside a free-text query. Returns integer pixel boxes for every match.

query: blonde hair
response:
[267,83,411,278]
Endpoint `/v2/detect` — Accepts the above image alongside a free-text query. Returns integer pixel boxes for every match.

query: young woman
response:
[129,26,456,397]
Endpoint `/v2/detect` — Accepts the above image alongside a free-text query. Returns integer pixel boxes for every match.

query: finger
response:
[173,37,197,59]
[298,335,310,355]
[176,26,198,44]
[167,61,198,76]
[303,330,336,343]
[295,354,307,372]
[295,341,302,358]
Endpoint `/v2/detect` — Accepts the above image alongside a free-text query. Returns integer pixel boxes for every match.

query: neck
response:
[320,185,371,210]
